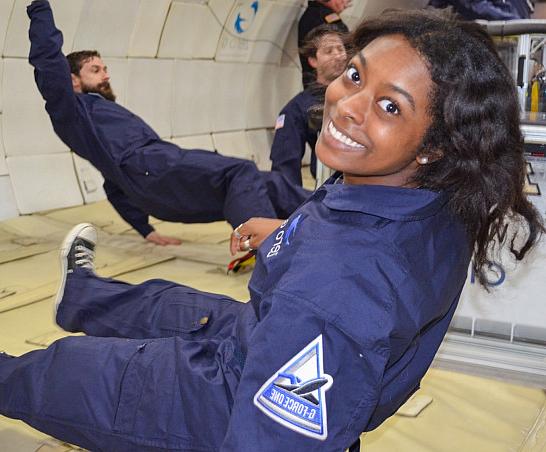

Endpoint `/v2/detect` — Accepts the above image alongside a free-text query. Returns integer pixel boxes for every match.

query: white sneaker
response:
[53,223,97,321]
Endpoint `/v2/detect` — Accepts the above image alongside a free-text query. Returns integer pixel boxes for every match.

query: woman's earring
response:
[418,156,429,165]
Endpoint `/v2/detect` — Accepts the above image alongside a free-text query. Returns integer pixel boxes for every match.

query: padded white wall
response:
[1,0,425,220]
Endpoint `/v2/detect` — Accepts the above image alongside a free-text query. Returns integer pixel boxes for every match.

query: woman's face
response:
[316,34,434,187]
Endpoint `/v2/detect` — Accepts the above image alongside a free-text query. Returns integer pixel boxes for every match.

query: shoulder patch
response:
[253,335,333,440]
[324,13,341,23]
[275,114,286,130]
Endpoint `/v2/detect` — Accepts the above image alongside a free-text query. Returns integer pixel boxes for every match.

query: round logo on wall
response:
[234,0,259,34]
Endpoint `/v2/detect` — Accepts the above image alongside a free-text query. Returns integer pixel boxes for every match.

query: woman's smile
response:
[325,120,366,150]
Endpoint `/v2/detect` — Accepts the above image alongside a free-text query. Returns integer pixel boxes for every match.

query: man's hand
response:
[322,0,352,13]
[145,231,182,246]
[230,218,284,255]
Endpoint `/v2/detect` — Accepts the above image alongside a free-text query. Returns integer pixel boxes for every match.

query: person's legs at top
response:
[261,171,312,219]
[129,147,278,227]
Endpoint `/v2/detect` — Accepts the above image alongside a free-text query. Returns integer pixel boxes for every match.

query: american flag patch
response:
[324,13,340,23]
[275,114,286,130]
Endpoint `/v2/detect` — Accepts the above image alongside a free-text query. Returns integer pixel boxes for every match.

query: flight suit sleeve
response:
[27,0,78,123]
[103,179,154,238]
[270,100,308,186]
[220,290,392,451]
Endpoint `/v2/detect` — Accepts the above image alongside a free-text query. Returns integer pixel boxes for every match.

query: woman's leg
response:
[55,223,252,340]
[0,334,237,451]
[58,269,249,340]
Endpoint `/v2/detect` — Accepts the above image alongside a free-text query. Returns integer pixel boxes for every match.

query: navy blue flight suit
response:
[270,89,321,186]
[298,1,348,89]
[0,175,472,451]
[28,0,309,238]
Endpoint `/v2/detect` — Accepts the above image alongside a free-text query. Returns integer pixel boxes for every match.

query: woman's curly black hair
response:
[350,9,544,287]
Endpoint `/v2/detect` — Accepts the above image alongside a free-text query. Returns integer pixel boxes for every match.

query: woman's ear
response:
[416,149,444,165]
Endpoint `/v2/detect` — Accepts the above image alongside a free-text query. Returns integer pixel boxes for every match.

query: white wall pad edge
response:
[3,0,84,58]
[0,1,15,57]
[2,58,70,157]
[7,154,84,214]
[128,0,171,58]
[72,153,106,204]
[126,59,174,139]
[434,332,546,388]
[72,0,138,58]
[0,175,18,221]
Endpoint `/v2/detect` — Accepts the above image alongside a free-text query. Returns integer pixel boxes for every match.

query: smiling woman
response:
[0,8,544,452]
[318,34,434,187]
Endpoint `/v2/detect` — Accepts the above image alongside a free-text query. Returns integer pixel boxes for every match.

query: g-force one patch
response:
[253,335,333,440]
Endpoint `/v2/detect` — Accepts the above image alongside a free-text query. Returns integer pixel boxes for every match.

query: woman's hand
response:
[230,218,285,255]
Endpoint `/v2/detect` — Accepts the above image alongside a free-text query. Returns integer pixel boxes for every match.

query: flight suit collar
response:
[319,174,448,221]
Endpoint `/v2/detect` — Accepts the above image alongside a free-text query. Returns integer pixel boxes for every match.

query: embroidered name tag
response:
[253,335,333,440]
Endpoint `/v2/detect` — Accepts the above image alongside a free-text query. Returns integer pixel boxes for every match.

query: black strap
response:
[349,437,360,452]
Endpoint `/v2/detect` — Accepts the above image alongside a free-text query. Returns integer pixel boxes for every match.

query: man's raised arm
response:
[27,0,77,122]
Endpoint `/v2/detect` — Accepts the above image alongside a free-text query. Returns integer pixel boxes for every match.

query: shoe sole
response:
[53,223,96,323]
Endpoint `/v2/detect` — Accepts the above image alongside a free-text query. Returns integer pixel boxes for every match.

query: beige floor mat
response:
[365,368,546,451]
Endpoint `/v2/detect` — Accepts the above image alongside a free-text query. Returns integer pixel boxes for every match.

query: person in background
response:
[1,8,544,452]
[270,25,347,186]
[428,0,534,20]
[298,0,351,88]
[28,0,309,246]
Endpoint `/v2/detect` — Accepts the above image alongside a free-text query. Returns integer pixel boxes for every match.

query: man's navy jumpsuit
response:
[28,0,309,238]
[270,89,321,186]
[0,176,471,451]
[298,1,348,89]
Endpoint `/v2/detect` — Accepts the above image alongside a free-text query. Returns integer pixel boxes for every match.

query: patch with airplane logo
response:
[253,335,333,440]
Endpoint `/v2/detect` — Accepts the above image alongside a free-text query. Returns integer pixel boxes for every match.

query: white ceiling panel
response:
[0,174,18,220]
[126,59,173,138]
[249,2,300,64]
[245,63,277,129]
[246,128,272,171]
[210,62,246,132]
[7,153,83,214]
[129,0,171,57]
[208,0,236,25]
[0,116,7,174]
[0,58,3,113]
[172,59,214,136]
[170,134,215,152]
[4,0,84,58]
[158,2,221,59]
[0,0,15,56]
[273,65,301,118]
[212,130,252,161]
[2,58,68,156]
[73,0,139,57]
[73,153,106,204]
[216,0,261,62]
[279,18,300,69]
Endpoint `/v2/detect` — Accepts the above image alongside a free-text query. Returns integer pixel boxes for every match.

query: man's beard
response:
[81,81,116,102]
